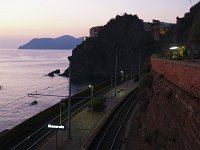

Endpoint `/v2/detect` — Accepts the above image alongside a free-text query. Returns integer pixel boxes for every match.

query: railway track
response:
[88,89,139,150]
[10,84,111,150]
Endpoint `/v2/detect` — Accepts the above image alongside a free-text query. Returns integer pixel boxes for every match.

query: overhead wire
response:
[0,95,29,108]
[0,86,67,116]
[1,71,110,109]
[0,69,112,117]
[0,77,68,107]
[0,101,30,117]
[0,82,68,116]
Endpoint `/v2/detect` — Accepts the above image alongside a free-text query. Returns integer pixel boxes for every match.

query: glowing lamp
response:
[170,46,178,50]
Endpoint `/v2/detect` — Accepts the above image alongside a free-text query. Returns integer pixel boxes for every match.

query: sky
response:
[0,0,199,48]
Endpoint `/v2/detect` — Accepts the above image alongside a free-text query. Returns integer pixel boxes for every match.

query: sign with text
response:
[47,124,66,130]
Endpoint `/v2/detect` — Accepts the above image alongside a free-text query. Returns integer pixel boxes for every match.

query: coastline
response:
[0,49,72,133]
[0,80,110,149]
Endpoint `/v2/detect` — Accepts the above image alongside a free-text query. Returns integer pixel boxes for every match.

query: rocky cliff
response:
[176,1,200,45]
[172,1,200,58]
[62,14,158,81]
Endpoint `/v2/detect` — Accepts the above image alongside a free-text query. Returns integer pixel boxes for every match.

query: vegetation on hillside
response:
[157,2,200,58]
[63,14,158,80]
[175,2,200,57]
[176,2,200,44]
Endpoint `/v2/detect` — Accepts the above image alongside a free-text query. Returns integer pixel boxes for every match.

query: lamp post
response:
[114,54,118,96]
[130,68,133,80]
[89,84,93,119]
[125,75,128,87]
[59,99,65,124]
[68,59,71,139]
[139,52,141,77]
[110,75,112,99]
[121,71,124,85]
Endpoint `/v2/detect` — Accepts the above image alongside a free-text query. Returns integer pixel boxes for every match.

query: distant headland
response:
[18,35,83,49]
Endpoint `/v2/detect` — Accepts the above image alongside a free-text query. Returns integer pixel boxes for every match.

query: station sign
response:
[47,124,66,130]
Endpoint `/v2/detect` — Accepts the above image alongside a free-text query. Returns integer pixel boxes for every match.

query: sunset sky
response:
[0,0,199,48]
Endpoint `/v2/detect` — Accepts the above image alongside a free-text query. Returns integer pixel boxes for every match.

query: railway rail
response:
[10,84,111,150]
[88,89,139,150]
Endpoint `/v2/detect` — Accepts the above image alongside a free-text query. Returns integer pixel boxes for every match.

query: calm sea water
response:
[0,49,77,133]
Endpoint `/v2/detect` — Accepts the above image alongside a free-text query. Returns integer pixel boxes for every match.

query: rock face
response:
[63,14,158,80]
[176,1,200,44]
[173,1,200,57]
[48,69,60,77]
[18,35,83,49]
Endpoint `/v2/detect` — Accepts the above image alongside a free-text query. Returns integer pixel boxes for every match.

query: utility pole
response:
[130,67,132,80]
[89,85,94,120]
[68,59,71,139]
[59,104,62,124]
[139,52,141,77]
[110,75,112,99]
[114,54,117,96]
[121,71,124,85]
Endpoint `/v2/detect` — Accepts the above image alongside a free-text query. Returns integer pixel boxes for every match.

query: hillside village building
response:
[90,26,103,37]
[90,20,172,41]
[144,20,173,41]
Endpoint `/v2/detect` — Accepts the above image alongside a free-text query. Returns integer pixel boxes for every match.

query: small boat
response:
[30,100,38,105]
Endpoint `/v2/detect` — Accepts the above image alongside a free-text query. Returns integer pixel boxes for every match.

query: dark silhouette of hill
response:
[159,2,200,57]
[62,14,158,80]
[176,1,200,45]
[18,35,83,49]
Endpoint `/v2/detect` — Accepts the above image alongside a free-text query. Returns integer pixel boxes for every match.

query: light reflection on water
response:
[0,49,77,132]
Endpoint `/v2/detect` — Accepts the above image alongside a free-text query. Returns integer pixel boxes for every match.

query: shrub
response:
[88,97,106,111]
[141,59,152,74]
[138,73,153,91]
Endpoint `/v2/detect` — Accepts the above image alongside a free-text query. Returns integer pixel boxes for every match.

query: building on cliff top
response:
[144,19,173,41]
[90,26,103,37]
[90,20,173,40]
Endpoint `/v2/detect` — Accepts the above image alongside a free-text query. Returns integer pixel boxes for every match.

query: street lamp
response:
[89,84,93,119]
[68,59,71,139]
[114,55,118,96]
[59,99,65,124]
[138,52,142,77]
[170,46,178,50]
[125,75,128,87]
[121,71,124,85]
[110,75,113,99]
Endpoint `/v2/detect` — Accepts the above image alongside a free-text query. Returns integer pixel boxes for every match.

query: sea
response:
[0,49,81,133]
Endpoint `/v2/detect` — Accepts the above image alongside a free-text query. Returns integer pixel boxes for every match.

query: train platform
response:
[35,79,138,150]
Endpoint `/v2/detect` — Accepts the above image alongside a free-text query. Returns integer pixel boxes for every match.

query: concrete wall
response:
[142,58,200,149]
[145,72,200,149]
[151,58,200,98]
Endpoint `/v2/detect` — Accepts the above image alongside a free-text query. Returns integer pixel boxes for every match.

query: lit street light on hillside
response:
[59,99,65,124]
[114,55,118,96]
[121,71,124,85]
[89,84,93,119]
[68,59,71,139]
